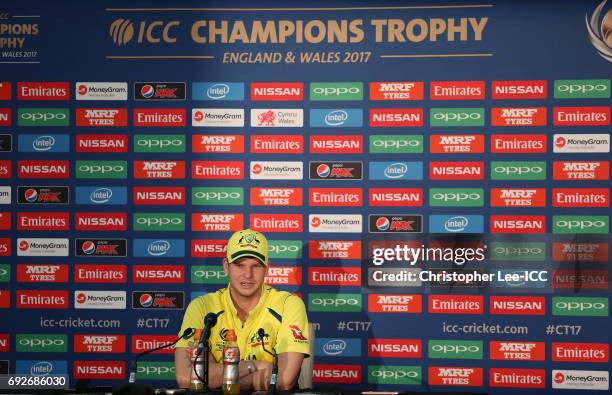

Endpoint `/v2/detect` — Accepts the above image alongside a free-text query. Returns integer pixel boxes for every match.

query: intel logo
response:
[323,339,346,356]
[91,188,112,204]
[384,163,407,179]
[148,240,171,256]
[324,110,348,126]
[33,136,55,151]
[444,216,468,232]
[207,83,230,99]
[31,361,53,376]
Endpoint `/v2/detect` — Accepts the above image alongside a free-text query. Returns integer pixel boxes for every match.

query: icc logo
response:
[109,18,180,45]
[586,0,612,61]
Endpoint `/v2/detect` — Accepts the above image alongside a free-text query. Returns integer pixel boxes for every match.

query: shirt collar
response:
[224,284,269,323]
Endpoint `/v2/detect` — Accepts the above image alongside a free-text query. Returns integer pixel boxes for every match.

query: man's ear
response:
[222,258,229,274]
[264,260,270,276]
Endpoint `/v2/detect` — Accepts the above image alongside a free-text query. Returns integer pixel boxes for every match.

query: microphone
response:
[193,312,220,390]
[129,328,195,384]
[258,328,278,394]
[195,312,218,354]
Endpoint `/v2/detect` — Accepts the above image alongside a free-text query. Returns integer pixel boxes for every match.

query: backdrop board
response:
[0,0,610,394]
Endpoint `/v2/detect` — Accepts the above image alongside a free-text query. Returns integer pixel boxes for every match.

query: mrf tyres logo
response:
[586,0,612,61]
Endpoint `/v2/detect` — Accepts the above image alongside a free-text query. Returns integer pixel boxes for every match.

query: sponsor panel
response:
[250,82,303,101]
[369,135,423,153]
[192,187,243,206]
[369,161,423,180]
[268,240,302,259]
[490,341,545,361]
[313,364,361,383]
[16,334,67,353]
[191,240,226,258]
[308,294,362,312]
[368,339,421,358]
[553,133,610,153]
[430,134,484,153]
[134,160,185,179]
[133,108,186,127]
[193,134,243,153]
[76,82,128,101]
[0,264,9,282]
[310,135,362,154]
[309,109,363,127]
[430,108,484,127]
[0,109,10,127]
[552,188,609,207]
[74,291,127,309]
[429,161,484,180]
[552,343,609,362]
[191,266,228,285]
[17,264,68,283]
[132,291,184,310]
[491,188,546,207]
[17,212,69,231]
[554,106,610,126]
[428,295,483,314]
[315,338,361,357]
[18,160,69,179]
[368,365,421,385]
[16,360,68,376]
[490,161,546,181]
[74,265,127,283]
[192,213,243,232]
[369,214,422,233]
[0,212,8,230]
[490,296,545,315]
[192,108,244,127]
[429,215,483,233]
[133,239,185,258]
[73,360,124,379]
[0,238,10,257]
[308,240,361,260]
[251,109,302,127]
[0,160,10,178]
[0,82,11,100]
[192,161,244,180]
[133,265,184,284]
[492,107,546,126]
[429,188,483,207]
[553,215,609,234]
[251,135,303,153]
[309,214,362,233]
[369,108,423,127]
[491,80,547,99]
[250,161,303,180]
[133,213,185,232]
[74,335,126,353]
[489,368,545,388]
[554,79,610,99]
[309,161,363,180]
[490,242,546,261]
[17,82,69,100]
[132,335,178,354]
[75,212,127,231]
[265,266,302,286]
[428,367,483,386]
[370,81,424,100]
[552,242,608,262]
[369,188,423,206]
[76,186,127,205]
[18,238,69,257]
[134,82,186,101]
[428,340,483,360]
[135,134,185,153]
[250,187,302,207]
[135,361,175,380]
[491,215,546,234]
[75,239,127,257]
[16,290,69,308]
[18,134,69,153]
[0,186,9,204]
[250,214,302,233]
[76,134,128,153]
[18,108,69,127]
[192,82,244,101]
[309,188,362,207]
[308,267,361,286]
[552,370,609,391]
[0,134,12,152]
[310,82,363,101]
[368,294,422,313]
[553,161,609,180]
[491,134,546,153]
[430,81,485,100]
[552,269,608,289]
[75,160,127,179]
[133,187,185,206]
[76,108,128,127]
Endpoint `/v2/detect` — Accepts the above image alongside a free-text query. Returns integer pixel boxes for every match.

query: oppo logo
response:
[555,220,607,230]
[373,139,419,148]
[431,344,480,354]
[432,192,481,202]
[313,87,360,96]
[79,165,124,174]
[433,112,481,122]
[137,366,174,375]
[21,112,67,121]
[137,139,182,148]
[19,338,65,348]
[193,270,227,279]
[193,191,240,200]
[494,247,543,256]
[371,370,419,379]
[494,166,543,175]
[311,297,359,307]
[136,217,182,226]
[555,301,606,311]
[269,244,300,254]
[557,84,608,94]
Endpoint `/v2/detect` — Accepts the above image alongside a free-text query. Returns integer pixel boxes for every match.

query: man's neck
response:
[229,287,262,322]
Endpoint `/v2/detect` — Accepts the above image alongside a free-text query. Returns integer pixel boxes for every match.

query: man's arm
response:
[276,352,305,391]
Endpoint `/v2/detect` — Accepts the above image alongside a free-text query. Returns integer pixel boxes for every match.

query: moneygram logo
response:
[552,370,609,391]
[553,133,610,153]
[370,81,424,100]
[308,293,362,312]
[310,82,363,100]
[250,161,303,180]
[76,82,128,101]
[369,135,422,154]
[17,238,69,257]
[192,108,244,127]
[76,291,126,309]
[309,214,362,233]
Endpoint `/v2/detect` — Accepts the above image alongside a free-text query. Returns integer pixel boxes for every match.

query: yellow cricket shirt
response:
[176,285,310,363]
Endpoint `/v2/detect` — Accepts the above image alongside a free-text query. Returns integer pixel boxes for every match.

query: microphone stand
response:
[258,328,278,395]
[193,312,219,391]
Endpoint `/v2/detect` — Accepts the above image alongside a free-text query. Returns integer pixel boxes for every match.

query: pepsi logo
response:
[310,217,321,227]
[25,188,38,203]
[139,293,153,307]
[76,293,87,304]
[316,164,331,178]
[375,217,390,231]
[78,85,88,95]
[141,85,155,98]
[555,137,566,148]
[82,241,96,255]
[19,241,29,251]
[252,164,262,175]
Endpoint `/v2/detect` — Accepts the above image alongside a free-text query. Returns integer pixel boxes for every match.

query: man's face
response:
[223,256,268,299]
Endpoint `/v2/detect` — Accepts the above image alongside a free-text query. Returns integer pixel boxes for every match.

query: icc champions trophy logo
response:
[586,0,612,60]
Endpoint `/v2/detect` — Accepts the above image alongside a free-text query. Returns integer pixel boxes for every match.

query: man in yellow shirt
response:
[175,229,310,390]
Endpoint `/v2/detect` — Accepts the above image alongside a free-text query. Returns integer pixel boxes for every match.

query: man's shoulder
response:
[190,287,226,308]
[265,286,303,309]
